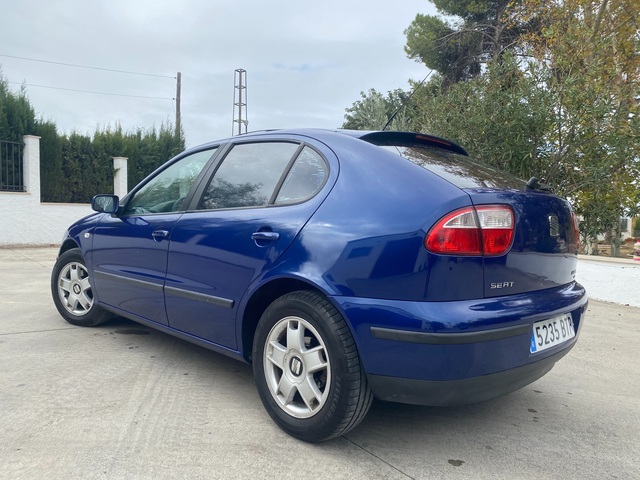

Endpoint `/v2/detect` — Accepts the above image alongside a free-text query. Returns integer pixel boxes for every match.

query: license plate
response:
[530,314,575,353]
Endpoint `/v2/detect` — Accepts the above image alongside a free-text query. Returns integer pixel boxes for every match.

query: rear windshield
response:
[378,144,525,190]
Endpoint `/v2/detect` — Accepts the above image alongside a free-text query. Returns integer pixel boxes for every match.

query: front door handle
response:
[251,231,280,242]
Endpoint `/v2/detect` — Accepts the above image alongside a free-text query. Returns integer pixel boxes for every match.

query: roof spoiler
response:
[356,131,469,156]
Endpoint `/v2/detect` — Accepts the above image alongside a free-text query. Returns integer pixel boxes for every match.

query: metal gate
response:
[0,140,25,192]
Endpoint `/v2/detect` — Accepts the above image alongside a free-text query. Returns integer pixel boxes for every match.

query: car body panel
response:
[465,190,578,297]
[165,203,327,348]
[91,213,183,325]
[330,281,586,382]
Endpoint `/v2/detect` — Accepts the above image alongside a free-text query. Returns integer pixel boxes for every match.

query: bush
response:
[1,73,184,203]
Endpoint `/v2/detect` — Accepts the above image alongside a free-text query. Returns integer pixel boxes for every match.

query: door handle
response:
[251,231,280,241]
[152,229,170,240]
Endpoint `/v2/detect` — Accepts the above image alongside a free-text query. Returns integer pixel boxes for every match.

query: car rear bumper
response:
[367,342,573,406]
[331,282,587,406]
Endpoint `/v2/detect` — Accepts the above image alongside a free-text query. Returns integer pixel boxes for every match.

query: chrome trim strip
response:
[94,270,164,293]
[93,271,234,309]
[164,286,235,309]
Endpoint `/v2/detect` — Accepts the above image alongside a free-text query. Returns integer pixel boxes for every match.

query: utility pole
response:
[175,71,181,137]
[232,69,248,135]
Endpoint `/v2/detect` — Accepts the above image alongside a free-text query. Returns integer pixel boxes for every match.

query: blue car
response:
[51,129,587,442]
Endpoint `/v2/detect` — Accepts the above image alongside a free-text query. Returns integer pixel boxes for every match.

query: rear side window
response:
[379,145,524,190]
[275,147,328,205]
[200,142,298,210]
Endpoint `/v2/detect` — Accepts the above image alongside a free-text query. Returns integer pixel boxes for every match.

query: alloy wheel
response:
[57,262,94,317]
[263,315,331,418]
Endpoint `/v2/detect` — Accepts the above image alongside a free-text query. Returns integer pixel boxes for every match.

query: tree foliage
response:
[0,79,35,142]
[35,120,65,201]
[342,88,416,131]
[404,0,536,87]
[0,73,184,203]
[412,55,553,180]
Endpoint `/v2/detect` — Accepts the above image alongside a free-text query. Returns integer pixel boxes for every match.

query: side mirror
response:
[91,194,120,214]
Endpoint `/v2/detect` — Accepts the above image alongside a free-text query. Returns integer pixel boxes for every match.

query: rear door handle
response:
[251,231,280,241]
[152,229,170,241]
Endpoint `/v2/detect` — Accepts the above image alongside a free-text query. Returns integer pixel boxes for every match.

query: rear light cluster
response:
[426,205,514,256]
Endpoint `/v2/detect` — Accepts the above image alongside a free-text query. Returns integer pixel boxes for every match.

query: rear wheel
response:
[252,291,372,442]
[51,248,113,327]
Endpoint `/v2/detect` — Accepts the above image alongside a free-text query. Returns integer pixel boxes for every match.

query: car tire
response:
[252,290,372,442]
[51,248,113,327]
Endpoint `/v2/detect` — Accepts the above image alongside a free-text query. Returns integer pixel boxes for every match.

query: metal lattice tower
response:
[232,69,248,135]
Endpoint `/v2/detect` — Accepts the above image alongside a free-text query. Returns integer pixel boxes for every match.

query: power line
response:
[8,80,174,100]
[0,53,176,79]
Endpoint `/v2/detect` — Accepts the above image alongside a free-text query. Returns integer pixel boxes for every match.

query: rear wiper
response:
[525,177,553,193]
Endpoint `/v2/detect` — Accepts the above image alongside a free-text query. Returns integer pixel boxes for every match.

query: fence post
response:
[23,135,41,202]
[113,157,128,198]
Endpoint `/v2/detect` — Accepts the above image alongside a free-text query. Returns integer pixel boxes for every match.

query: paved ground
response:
[576,254,639,307]
[1,248,639,479]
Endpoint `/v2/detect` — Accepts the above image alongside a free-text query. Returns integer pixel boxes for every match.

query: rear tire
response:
[51,248,113,327]
[252,291,372,442]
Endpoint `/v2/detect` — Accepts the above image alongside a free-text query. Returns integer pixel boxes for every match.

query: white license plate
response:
[530,314,575,353]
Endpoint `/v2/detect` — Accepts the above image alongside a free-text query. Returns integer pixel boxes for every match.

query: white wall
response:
[0,194,93,247]
[0,136,126,247]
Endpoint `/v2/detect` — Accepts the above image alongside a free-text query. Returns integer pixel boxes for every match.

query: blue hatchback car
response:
[51,129,588,442]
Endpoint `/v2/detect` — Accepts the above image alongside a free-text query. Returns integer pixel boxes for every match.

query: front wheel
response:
[252,291,372,442]
[51,248,113,327]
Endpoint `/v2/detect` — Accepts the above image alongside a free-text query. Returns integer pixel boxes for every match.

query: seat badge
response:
[490,282,514,289]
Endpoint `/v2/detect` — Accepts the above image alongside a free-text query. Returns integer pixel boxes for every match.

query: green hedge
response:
[1,74,184,203]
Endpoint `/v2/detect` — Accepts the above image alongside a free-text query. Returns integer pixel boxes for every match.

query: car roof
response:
[189,129,469,157]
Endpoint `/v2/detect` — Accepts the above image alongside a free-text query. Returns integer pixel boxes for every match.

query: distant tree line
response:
[0,74,184,203]
[343,0,640,255]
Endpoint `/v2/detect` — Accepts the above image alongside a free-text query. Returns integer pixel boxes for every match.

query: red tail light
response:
[426,205,514,256]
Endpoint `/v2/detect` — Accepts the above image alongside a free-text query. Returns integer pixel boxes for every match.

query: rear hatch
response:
[361,132,579,299]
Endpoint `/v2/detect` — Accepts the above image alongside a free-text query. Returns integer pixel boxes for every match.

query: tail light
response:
[426,205,514,256]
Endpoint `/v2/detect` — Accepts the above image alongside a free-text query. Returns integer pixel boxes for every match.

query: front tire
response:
[51,248,113,327]
[252,291,372,442]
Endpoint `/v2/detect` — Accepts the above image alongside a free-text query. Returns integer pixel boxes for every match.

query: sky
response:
[1,0,437,148]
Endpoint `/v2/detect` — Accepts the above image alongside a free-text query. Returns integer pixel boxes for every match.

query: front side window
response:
[200,142,299,210]
[124,148,216,215]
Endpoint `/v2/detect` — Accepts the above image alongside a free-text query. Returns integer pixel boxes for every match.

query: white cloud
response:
[0,0,436,148]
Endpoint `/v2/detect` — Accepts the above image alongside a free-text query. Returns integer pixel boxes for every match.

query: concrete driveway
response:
[1,248,638,479]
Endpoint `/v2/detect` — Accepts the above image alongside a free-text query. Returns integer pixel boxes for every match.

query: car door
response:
[164,140,332,348]
[91,147,218,325]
